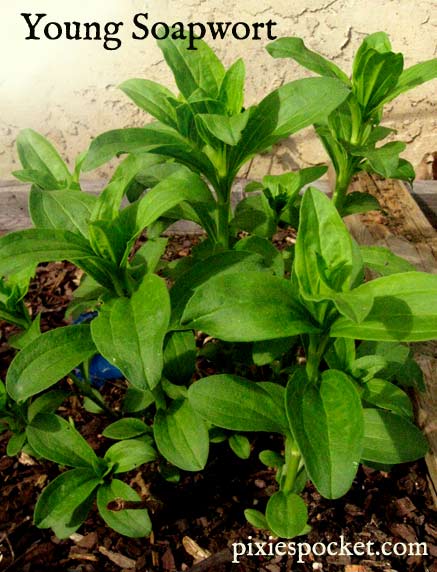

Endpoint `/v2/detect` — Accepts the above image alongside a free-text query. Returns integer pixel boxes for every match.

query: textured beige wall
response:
[1,0,436,180]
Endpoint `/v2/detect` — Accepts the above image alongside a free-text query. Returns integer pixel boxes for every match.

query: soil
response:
[0,235,436,572]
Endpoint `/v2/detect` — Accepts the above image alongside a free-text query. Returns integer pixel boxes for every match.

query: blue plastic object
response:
[73,312,122,388]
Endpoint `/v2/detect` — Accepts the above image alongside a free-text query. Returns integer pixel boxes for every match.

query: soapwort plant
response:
[267,32,437,213]
[0,34,436,543]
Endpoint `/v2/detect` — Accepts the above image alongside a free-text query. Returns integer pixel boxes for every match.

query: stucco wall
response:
[1,0,436,180]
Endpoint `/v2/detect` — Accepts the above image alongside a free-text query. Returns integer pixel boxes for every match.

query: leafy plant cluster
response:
[1,32,437,540]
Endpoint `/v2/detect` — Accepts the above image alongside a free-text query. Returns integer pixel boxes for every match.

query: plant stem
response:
[70,373,117,418]
[306,334,330,383]
[332,167,352,212]
[215,179,233,250]
[282,436,301,495]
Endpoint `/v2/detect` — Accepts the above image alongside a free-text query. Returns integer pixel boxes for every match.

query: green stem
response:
[332,167,352,212]
[215,179,233,251]
[282,436,301,495]
[70,373,117,419]
[306,334,330,383]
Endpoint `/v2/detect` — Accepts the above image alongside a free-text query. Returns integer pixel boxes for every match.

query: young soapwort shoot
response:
[81,34,350,252]
[267,32,437,214]
[183,186,435,538]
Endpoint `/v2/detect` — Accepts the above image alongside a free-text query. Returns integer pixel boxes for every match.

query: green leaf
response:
[266,37,350,84]
[265,491,308,539]
[259,449,284,468]
[0,229,98,278]
[286,369,363,499]
[102,418,151,440]
[361,408,428,464]
[29,188,96,238]
[340,192,380,216]
[131,238,168,276]
[229,434,251,459]
[97,479,152,537]
[16,129,71,187]
[231,194,276,239]
[330,272,437,341]
[34,468,100,539]
[82,124,216,181]
[252,337,295,366]
[182,271,319,342]
[244,509,269,530]
[232,77,350,167]
[361,141,406,178]
[27,390,69,422]
[324,337,356,372]
[104,436,157,473]
[27,413,99,468]
[123,388,155,414]
[353,50,404,112]
[120,78,177,127]
[91,274,170,391]
[235,235,284,277]
[196,111,250,146]
[13,169,61,190]
[360,246,416,276]
[169,251,268,329]
[158,34,225,99]
[7,432,27,457]
[154,399,209,471]
[295,187,353,298]
[163,331,196,385]
[362,379,413,419]
[6,324,96,402]
[383,58,437,103]
[219,58,245,114]
[188,374,288,434]
[9,314,41,350]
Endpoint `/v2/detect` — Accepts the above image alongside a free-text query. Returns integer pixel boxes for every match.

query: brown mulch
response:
[0,235,436,572]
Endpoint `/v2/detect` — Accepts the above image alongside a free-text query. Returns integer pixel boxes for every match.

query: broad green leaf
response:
[330,272,437,341]
[196,111,250,146]
[252,337,295,366]
[231,194,276,239]
[383,58,437,103]
[0,229,97,278]
[16,129,71,186]
[102,418,151,440]
[7,432,27,456]
[219,58,245,114]
[295,187,353,298]
[13,169,61,190]
[286,369,363,499]
[259,450,284,468]
[163,331,196,385]
[362,379,413,419]
[6,324,96,402]
[169,251,268,329]
[265,491,308,539]
[244,509,269,530]
[29,188,97,238]
[340,192,380,216]
[229,434,251,459]
[188,374,288,434]
[361,141,406,178]
[8,314,41,350]
[235,235,284,277]
[120,78,177,127]
[104,436,157,473]
[266,37,350,84]
[360,246,416,276]
[131,238,168,276]
[123,388,155,414]
[97,479,152,537]
[91,274,170,391]
[34,468,100,538]
[324,337,356,372]
[159,35,225,99]
[182,271,319,342]
[82,124,217,182]
[27,413,99,468]
[361,408,428,463]
[351,355,387,381]
[232,77,350,168]
[27,390,69,422]
[353,50,403,112]
[154,399,209,471]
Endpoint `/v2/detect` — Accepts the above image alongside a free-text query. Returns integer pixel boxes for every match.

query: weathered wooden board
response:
[346,174,437,506]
